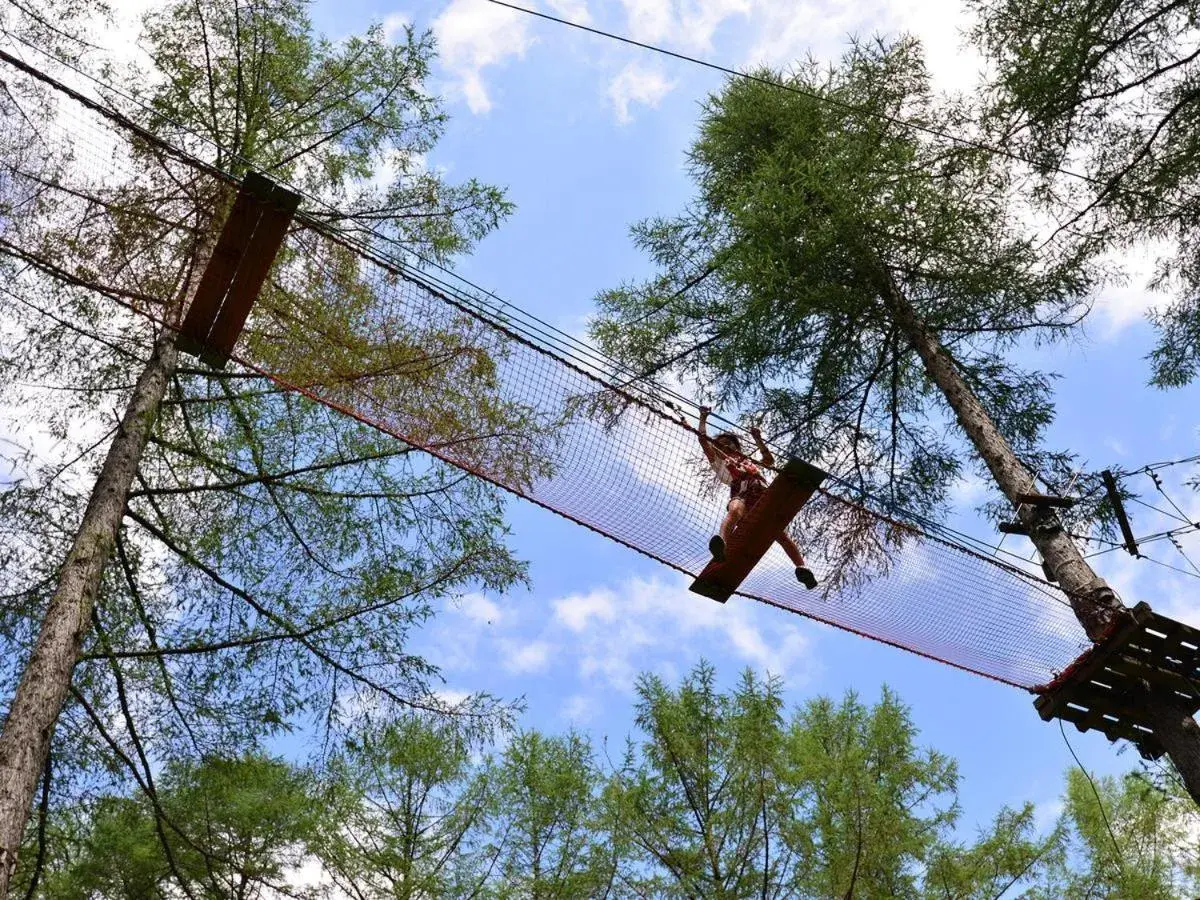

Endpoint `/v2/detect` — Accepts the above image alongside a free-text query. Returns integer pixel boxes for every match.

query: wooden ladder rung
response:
[1015,491,1076,509]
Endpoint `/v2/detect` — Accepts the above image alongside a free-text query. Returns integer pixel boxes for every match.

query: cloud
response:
[555,587,617,631]
[547,0,593,25]
[381,12,411,42]
[607,61,677,123]
[741,0,983,92]
[502,638,555,673]
[949,472,989,508]
[434,0,535,114]
[619,0,751,52]
[458,591,504,625]
[1090,243,1169,338]
[561,693,596,723]
[552,573,817,689]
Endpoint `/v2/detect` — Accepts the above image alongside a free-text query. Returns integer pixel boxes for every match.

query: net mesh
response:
[0,49,1092,690]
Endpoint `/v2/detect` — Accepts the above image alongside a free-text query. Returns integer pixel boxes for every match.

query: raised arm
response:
[749,425,774,468]
[696,406,723,468]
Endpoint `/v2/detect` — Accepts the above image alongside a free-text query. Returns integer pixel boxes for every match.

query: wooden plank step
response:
[179,183,259,355]
[690,458,826,603]
[1015,491,1076,509]
[201,178,300,368]
[179,173,300,366]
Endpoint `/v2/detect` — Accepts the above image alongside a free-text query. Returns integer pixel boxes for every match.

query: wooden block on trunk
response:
[690,458,826,603]
[179,173,300,366]
[178,184,260,355]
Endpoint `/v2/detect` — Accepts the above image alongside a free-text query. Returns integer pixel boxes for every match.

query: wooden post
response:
[1102,469,1140,558]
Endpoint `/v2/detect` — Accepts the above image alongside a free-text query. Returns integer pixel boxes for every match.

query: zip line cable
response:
[6,1,1192,598]
[1059,720,1128,879]
[0,24,685,412]
[0,17,1120,605]
[0,33,1164,606]
[0,0,1168,583]
[0,52,1083,615]
[1113,451,1200,478]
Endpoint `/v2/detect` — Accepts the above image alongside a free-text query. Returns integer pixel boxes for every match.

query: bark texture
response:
[0,332,178,894]
[876,267,1200,806]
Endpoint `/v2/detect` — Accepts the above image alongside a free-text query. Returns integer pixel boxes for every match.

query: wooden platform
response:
[178,172,300,368]
[690,458,826,603]
[1034,602,1200,760]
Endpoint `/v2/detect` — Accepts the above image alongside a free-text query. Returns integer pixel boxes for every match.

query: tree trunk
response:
[0,331,178,894]
[876,267,1200,806]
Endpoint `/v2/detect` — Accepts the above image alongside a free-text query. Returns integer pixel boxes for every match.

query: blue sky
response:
[288,0,1200,834]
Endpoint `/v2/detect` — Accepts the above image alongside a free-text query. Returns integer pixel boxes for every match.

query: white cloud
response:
[561,693,596,723]
[1033,798,1064,833]
[552,573,817,689]
[381,12,412,42]
[436,687,474,707]
[1090,243,1169,338]
[620,0,750,52]
[547,0,593,25]
[741,0,982,92]
[949,472,989,508]
[502,638,555,673]
[607,61,677,124]
[458,591,504,625]
[555,587,617,631]
[434,0,535,114]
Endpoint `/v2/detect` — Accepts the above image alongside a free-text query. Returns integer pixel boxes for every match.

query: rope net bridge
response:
[0,49,1094,692]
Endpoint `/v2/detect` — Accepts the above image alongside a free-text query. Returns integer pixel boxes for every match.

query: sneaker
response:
[795,566,817,590]
[708,535,726,562]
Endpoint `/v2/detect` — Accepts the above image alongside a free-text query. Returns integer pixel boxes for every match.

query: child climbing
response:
[697,407,818,590]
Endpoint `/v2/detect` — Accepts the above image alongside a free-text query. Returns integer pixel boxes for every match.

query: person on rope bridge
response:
[697,407,818,589]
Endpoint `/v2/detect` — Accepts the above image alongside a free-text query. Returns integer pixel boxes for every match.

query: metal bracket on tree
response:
[177,172,301,368]
[1034,602,1200,760]
[690,458,827,603]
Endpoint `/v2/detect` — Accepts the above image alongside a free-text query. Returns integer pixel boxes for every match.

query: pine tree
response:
[590,38,1200,803]
[0,0,531,888]
[969,0,1200,387]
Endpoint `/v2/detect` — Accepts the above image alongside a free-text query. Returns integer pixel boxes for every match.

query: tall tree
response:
[0,0,532,889]
[1033,768,1200,899]
[606,664,798,897]
[968,0,1200,387]
[26,666,1182,898]
[484,731,618,899]
[18,754,329,899]
[589,38,1200,801]
[607,663,1057,898]
[319,717,498,899]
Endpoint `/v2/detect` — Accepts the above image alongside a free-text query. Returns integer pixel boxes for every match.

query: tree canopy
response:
[0,0,534,874]
[22,664,1197,899]
[591,38,1100,522]
[970,0,1200,387]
